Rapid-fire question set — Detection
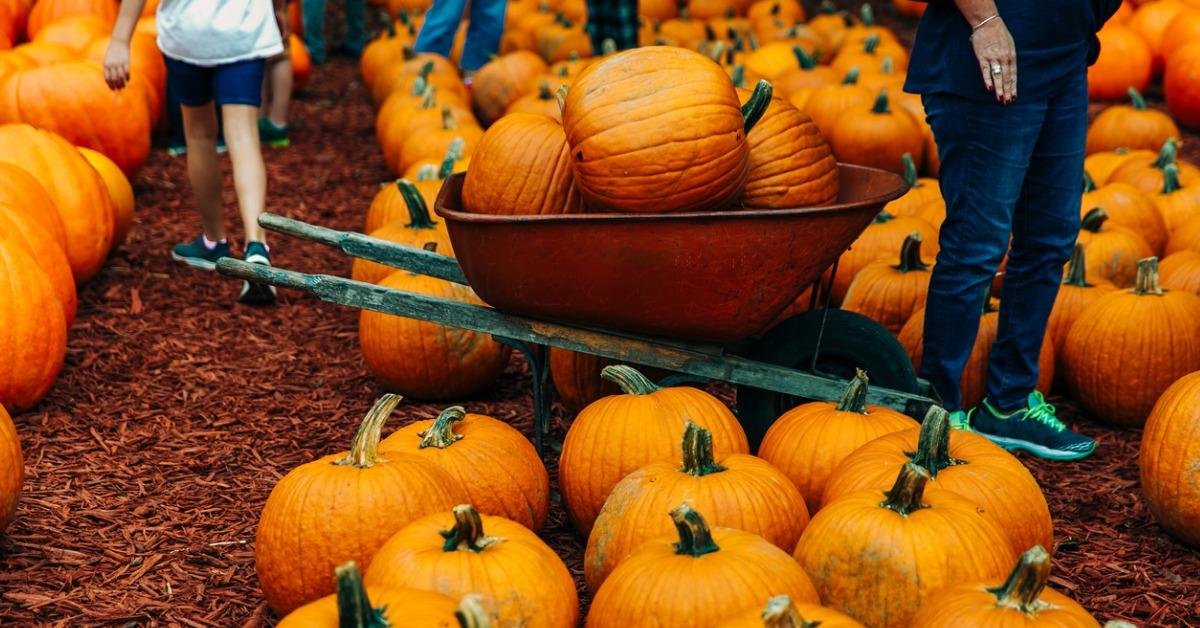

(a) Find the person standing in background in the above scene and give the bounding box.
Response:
[302,0,365,64]
[414,0,507,80]
[585,0,639,51]
[261,0,294,147]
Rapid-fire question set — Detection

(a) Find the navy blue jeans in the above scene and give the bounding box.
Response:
[920,70,1087,412]
[414,0,506,71]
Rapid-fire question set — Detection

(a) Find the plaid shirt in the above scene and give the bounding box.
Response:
[586,0,639,51]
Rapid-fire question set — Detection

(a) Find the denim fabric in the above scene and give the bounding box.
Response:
[302,0,365,62]
[413,0,506,71]
[164,55,266,107]
[920,68,1087,412]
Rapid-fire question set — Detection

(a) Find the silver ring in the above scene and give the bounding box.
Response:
[991,63,1003,74]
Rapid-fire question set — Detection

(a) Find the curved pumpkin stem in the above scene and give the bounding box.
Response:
[910,406,962,477]
[536,80,554,101]
[336,394,402,468]
[439,138,466,179]
[1161,162,1181,196]
[861,2,876,26]
[441,504,503,552]
[601,365,660,395]
[680,420,727,477]
[419,406,467,449]
[555,84,569,115]
[730,64,746,89]
[1082,171,1096,194]
[842,67,861,85]
[902,153,921,189]
[871,89,890,114]
[397,179,438,229]
[760,595,820,628]
[415,164,439,182]
[455,594,491,628]
[1133,257,1164,296]
[410,75,429,97]
[893,233,929,273]
[1063,242,1093,288]
[670,503,720,557]
[417,60,435,83]
[742,80,774,134]
[988,545,1052,614]
[880,462,931,516]
[418,84,439,110]
[334,562,390,628]
[793,46,817,70]
[1127,86,1147,111]
[835,368,870,414]
[1080,207,1107,233]
[1152,138,1179,172]
[862,33,880,55]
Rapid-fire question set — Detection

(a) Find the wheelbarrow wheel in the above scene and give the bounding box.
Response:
[736,309,919,450]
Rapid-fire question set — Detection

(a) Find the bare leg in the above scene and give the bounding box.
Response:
[221,103,268,244]
[181,103,225,240]
[266,57,292,127]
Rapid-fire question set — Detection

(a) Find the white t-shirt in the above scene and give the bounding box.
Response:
[157,0,284,67]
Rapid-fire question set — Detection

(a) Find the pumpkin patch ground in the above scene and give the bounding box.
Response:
[1,3,1200,626]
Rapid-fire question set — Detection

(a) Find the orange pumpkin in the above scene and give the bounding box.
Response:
[0,162,65,252]
[885,153,942,218]
[371,47,464,105]
[397,107,484,176]
[773,46,837,97]
[1085,148,1154,184]
[842,232,933,334]
[831,34,908,78]
[78,147,134,246]
[0,403,20,534]
[1077,207,1156,287]
[1152,163,1200,234]
[1108,138,1200,194]
[0,233,68,412]
[1128,0,1188,72]
[1160,250,1200,293]
[26,0,117,37]
[360,19,416,89]
[1085,88,1180,155]
[471,50,548,126]
[738,91,838,208]
[462,112,580,215]
[1167,216,1200,254]
[353,182,454,284]
[1087,25,1152,100]
[11,41,78,66]
[86,34,165,118]
[829,89,922,174]
[1047,243,1118,381]
[828,212,939,305]
[505,80,563,120]
[275,562,459,628]
[715,595,865,628]
[1140,370,1200,547]
[1081,172,1165,254]
[1161,8,1200,61]
[799,68,872,141]
[1165,41,1200,130]
[31,14,108,51]
[0,205,75,326]
[289,33,311,92]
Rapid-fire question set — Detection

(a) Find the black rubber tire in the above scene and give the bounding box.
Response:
[736,309,919,450]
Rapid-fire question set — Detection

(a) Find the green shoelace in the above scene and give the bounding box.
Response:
[1022,392,1066,433]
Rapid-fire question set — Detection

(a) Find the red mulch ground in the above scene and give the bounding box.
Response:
[1,5,1198,626]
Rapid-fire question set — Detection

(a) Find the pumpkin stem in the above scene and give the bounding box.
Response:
[902,153,920,188]
[1082,171,1096,194]
[988,545,1052,614]
[415,164,439,182]
[910,406,959,477]
[419,84,438,110]
[670,503,721,557]
[438,137,465,178]
[760,596,820,628]
[410,75,429,97]
[600,365,661,395]
[441,504,503,552]
[536,80,553,100]
[871,89,890,114]
[861,3,876,26]
[402,44,417,61]
[893,233,929,273]
[742,80,774,134]
[335,394,402,469]
[397,179,438,229]
[1127,86,1147,111]
[334,562,390,628]
[731,64,746,89]
[418,406,466,449]
[455,595,491,628]
[1133,257,1164,296]
[441,107,459,131]
[555,84,570,115]
[862,33,879,54]
[820,0,837,14]
[874,210,895,224]
[1063,242,1093,288]
[680,420,727,477]
[418,60,434,82]
[792,45,817,70]
[880,462,931,516]
[384,14,397,38]
[1152,138,1179,171]
[1080,207,1108,233]
[842,67,860,85]
[602,37,618,55]
[879,56,894,74]
[834,369,870,414]
[1161,162,1181,195]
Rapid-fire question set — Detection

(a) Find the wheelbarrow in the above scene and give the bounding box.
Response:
[216,164,939,451]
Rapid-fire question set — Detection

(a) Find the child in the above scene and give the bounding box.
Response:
[414,0,507,76]
[104,0,282,305]
[260,0,293,148]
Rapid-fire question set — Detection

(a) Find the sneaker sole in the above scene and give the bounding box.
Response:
[239,280,276,305]
[171,251,219,271]
[263,138,290,148]
[974,431,1097,461]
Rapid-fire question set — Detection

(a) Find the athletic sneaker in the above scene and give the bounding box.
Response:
[216,139,228,154]
[970,392,1097,461]
[258,118,290,148]
[239,241,276,305]
[171,236,230,270]
[947,409,972,431]
[167,143,187,157]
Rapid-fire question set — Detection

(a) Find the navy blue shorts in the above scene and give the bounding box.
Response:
[164,55,266,108]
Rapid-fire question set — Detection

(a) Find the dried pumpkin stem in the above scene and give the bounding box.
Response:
[670,503,720,557]
[988,545,1052,614]
[441,504,503,552]
[1080,207,1107,233]
[861,2,876,26]
[1063,242,1092,288]
[1152,138,1178,171]
[910,406,954,476]
[410,75,428,97]
[843,66,861,84]
[415,164,439,182]
[555,84,569,115]
[902,153,920,188]
[1081,171,1096,194]
[760,595,819,628]
[1127,86,1147,111]
[742,80,774,134]
[419,406,466,449]
[439,137,466,179]
[334,562,390,628]
[862,33,880,54]
[793,46,817,70]
[419,84,438,109]
[730,64,746,89]
[536,80,553,101]
[397,179,438,229]
[441,107,459,131]
[894,233,928,273]
[336,394,403,468]
[1133,257,1164,296]
[680,420,726,477]
[455,594,491,628]
[834,369,870,414]
[601,365,660,395]
[1161,162,1181,195]
[871,89,890,114]
[880,462,931,516]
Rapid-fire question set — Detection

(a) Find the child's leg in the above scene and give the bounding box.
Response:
[414,0,469,58]
[222,104,268,244]
[266,56,292,127]
[181,104,224,240]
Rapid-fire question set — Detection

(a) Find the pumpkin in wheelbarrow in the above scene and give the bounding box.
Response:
[735,88,839,209]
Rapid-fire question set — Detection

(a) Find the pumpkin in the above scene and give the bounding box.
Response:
[842,232,933,334]
[562,46,770,213]
[462,112,580,215]
[659,11,709,47]
[1108,138,1200,194]
[1152,163,1200,234]
[828,212,939,305]
[31,14,108,51]
[371,48,464,105]
[1140,370,1200,547]
[0,234,66,411]
[584,421,809,591]
[11,41,79,66]
[773,46,837,97]
[830,90,922,174]
[353,182,454,284]
[559,365,749,536]
[0,162,65,251]
[380,95,475,175]
[361,19,417,89]
[472,50,548,126]
[799,68,872,140]
[715,595,865,628]
[893,0,927,18]
[359,266,511,400]
[823,407,1054,557]
[831,34,909,78]
[1167,216,1200,254]
[1160,250,1200,293]
[1085,148,1154,184]
[738,91,838,209]
[397,107,484,175]
[809,1,850,54]
[1128,0,1188,72]
[78,147,134,246]
[1161,6,1200,61]
[910,546,1100,628]
[1165,41,1200,129]
[1063,257,1200,426]
[0,205,75,325]
[745,41,817,81]
[255,395,470,615]
[275,562,459,628]
[548,349,621,413]
[842,4,901,49]
[1087,25,1152,101]
[1081,172,1165,254]
[1077,207,1156,287]
[25,0,117,37]
[795,463,1017,628]
[587,503,819,627]
[1047,243,1118,380]
[885,154,942,218]
[365,504,579,628]
[0,403,19,534]
[0,0,23,45]
[506,80,563,120]
[758,369,918,510]
[363,176,449,236]
[379,406,549,530]
[536,17,591,62]
[1086,88,1180,155]
[0,124,116,282]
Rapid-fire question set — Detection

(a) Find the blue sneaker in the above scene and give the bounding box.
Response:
[171,236,230,271]
[239,241,276,305]
[970,392,1097,461]
[947,410,972,431]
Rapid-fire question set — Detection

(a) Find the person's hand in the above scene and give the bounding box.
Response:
[971,17,1017,104]
[102,40,131,90]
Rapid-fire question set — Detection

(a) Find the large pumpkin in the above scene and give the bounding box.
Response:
[255,395,470,615]
[462,112,580,215]
[830,90,922,174]
[1167,216,1200,255]
[0,162,65,252]
[364,504,579,628]
[822,407,1054,558]
[562,46,769,213]
[78,147,134,246]
[1140,370,1200,547]
[0,236,66,410]
[715,595,865,628]
[1081,172,1164,254]
[1161,249,1200,293]
[0,206,75,325]
[558,365,749,536]
[1085,148,1154,184]
[829,212,939,306]
[471,50,547,126]
[842,232,933,334]
[31,14,109,51]
[738,90,838,209]
[1165,41,1200,129]
[0,403,21,534]
[584,421,808,591]
[1085,87,1180,155]
[352,182,454,285]
[1152,163,1200,234]
[587,504,819,627]
[26,0,117,37]
[1077,207,1155,287]
[275,562,459,628]
[795,463,1017,628]
[1108,138,1200,194]
[885,153,942,218]
[379,406,549,530]
[758,370,918,510]
[1087,25,1152,101]
[1063,257,1200,427]
[1047,243,1118,382]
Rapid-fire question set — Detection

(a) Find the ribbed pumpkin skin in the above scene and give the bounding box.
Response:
[31,14,108,51]
[563,47,750,213]
[276,586,458,627]
[462,113,580,215]
[1108,153,1200,195]
[0,124,115,283]
[1085,98,1180,157]
[363,179,443,234]
[841,235,933,334]
[0,207,76,326]
[910,580,1097,628]
[1140,371,1200,547]
[1161,250,1200,293]
[1086,26,1152,101]
[1077,218,1154,288]
[739,93,838,209]
[379,410,549,530]
[471,50,547,126]
[0,162,66,253]
[715,600,865,628]
[0,238,66,410]
[1081,182,1163,254]
[829,93,924,174]
[26,0,117,37]
[84,33,165,106]
[0,403,22,534]
[1167,218,1200,255]
[77,147,134,246]
[359,272,510,400]
[829,214,939,305]
[1085,149,1154,185]
[364,508,579,628]
[1048,287,1117,381]
[397,116,484,176]
[351,225,453,285]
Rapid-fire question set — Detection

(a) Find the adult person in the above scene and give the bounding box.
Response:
[904,0,1122,460]
[104,0,282,305]
[585,0,639,52]
[301,0,365,64]
[414,0,506,79]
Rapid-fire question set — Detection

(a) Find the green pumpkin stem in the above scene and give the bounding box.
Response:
[419,84,438,109]
[1133,257,1164,296]
[415,164,439,182]
[396,179,438,229]
[1082,171,1097,194]
[760,595,820,628]
[835,369,870,414]
[910,406,956,477]
[871,89,890,114]
[441,504,503,552]
[383,13,397,38]
[455,595,491,628]
[982,282,998,314]
[874,210,895,224]
[680,420,727,477]
[862,33,879,54]
[1152,138,1179,171]
[418,406,466,449]
[602,37,618,55]
[1161,162,1182,195]
[1081,207,1108,233]
[880,462,931,516]
[843,66,861,85]
[670,503,721,557]
[336,394,402,468]
[418,60,434,81]
[820,0,837,14]
[793,45,817,70]
[536,80,554,100]
[902,153,920,188]
[601,365,661,394]
[742,80,774,134]
[988,545,1052,614]
[879,56,894,74]
[731,64,746,88]
[439,137,465,178]
[1127,86,1147,111]
[1063,242,1093,288]
[402,44,417,61]
[894,233,929,273]
[861,3,876,26]
[441,107,459,130]
[334,562,390,628]
[410,75,429,97]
